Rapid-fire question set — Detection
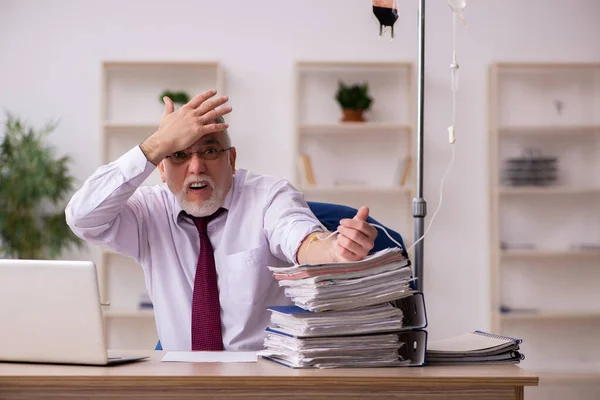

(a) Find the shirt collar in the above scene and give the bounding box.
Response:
[171,174,236,225]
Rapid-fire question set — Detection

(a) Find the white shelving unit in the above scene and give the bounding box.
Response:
[489,62,600,398]
[293,61,415,251]
[99,60,224,349]
[500,249,600,259]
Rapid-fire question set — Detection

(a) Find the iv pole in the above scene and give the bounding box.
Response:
[413,0,427,292]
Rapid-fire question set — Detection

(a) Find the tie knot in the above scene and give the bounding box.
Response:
[192,208,226,233]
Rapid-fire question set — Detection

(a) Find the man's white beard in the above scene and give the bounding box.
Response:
[172,175,227,217]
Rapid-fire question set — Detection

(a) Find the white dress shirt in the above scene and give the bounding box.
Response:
[65,146,324,351]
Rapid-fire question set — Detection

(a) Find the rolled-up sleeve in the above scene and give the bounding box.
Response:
[263,180,325,264]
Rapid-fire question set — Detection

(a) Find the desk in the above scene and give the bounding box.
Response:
[0,351,538,400]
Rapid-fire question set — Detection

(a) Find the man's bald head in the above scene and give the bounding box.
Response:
[213,115,231,147]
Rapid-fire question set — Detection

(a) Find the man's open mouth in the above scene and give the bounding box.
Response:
[189,182,210,191]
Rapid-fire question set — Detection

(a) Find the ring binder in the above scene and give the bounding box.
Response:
[425,330,525,365]
[473,330,523,344]
[262,248,428,368]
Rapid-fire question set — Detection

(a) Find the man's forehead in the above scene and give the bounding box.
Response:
[187,133,224,149]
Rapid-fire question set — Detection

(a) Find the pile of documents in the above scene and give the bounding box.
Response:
[426,330,525,365]
[259,248,428,368]
[265,302,406,337]
[269,248,413,312]
[262,329,409,368]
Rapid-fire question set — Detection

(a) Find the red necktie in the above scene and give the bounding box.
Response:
[191,208,225,351]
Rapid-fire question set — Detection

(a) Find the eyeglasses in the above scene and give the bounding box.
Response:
[165,146,233,164]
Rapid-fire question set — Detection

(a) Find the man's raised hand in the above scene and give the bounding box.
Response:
[140,89,232,165]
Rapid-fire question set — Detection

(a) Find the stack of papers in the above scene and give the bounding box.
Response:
[266,303,406,337]
[426,331,525,365]
[260,248,426,368]
[260,330,410,368]
[268,248,413,312]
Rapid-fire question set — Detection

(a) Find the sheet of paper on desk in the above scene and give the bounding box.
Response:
[161,351,258,363]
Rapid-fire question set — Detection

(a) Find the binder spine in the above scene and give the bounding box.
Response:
[473,330,522,344]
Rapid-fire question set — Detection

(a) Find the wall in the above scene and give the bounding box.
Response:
[0,0,599,341]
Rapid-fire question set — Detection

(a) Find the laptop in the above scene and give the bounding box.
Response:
[0,259,148,366]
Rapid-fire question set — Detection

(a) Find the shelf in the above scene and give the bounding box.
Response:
[495,62,600,70]
[500,311,600,321]
[498,125,600,135]
[296,61,412,70]
[298,123,411,135]
[104,60,220,68]
[99,60,220,350]
[490,63,600,397]
[102,308,155,318]
[104,122,159,130]
[497,186,600,195]
[299,186,413,196]
[500,250,600,259]
[101,247,119,256]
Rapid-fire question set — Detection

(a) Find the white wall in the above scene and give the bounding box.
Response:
[0,0,599,341]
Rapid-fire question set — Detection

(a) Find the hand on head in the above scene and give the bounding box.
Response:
[141,90,232,165]
[333,206,377,262]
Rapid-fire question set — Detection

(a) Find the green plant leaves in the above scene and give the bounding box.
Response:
[159,90,191,105]
[335,81,373,111]
[0,113,82,259]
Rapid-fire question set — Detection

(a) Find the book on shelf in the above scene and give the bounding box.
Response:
[138,293,154,309]
[570,243,600,251]
[260,248,427,368]
[426,330,525,365]
[394,155,412,187]
[298,153,316,186]
[499,305,538,314]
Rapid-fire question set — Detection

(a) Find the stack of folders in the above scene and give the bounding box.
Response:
[259,248,428,368]
[426,330,525,365]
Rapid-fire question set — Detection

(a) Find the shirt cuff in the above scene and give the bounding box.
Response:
[116,146,157,184]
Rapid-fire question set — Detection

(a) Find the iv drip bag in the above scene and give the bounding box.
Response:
[372,0,398,39]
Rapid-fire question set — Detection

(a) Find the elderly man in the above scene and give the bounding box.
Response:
[66,90,377,351]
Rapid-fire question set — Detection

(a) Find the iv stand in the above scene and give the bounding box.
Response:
[413,0,427,292]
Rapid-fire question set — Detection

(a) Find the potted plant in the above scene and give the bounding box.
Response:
[0,113,82,259]
[159,90,190,106]
[335,81,373,122]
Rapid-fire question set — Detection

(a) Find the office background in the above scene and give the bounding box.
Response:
[1,1,599,398]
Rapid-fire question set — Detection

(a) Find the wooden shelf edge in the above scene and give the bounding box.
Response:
[500,250,600,258]
[496,186,600,195]
[492,62,600,69]
[103,60,221,67]
[298,123,412,132]
[103,122,159,129]
[103,309,155,318]
[499,312,600,321]
[498,125,600,134]
[100,247,119,256]
[296,60,413,68]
